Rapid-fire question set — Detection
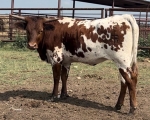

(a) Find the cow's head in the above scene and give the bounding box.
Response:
[11,15,58,50]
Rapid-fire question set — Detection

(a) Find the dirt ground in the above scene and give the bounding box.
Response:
[0,62,150,120]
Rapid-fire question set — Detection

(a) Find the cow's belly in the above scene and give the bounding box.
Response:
[76,57,107,65]
[63,54,108,65]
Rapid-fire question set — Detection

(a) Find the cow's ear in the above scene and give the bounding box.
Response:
[14,21,27,30]
[43,23,55,31]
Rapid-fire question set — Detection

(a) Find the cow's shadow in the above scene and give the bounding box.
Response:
[0,89,115,112]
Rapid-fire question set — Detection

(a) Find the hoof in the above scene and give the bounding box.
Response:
[115,104,123,111]
[60,93,69,99]
[129,107,137,114]
[48,95,59,102]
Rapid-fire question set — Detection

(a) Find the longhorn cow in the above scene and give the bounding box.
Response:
[11,14,139,113]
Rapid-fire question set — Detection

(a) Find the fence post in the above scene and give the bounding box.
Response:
[11,0,14,15]
[105,9,108,18]
[57,0,61,17]
[72,0,75,18]
[101,9,104,18]
[18,9,21,16]
[10,0,14,41]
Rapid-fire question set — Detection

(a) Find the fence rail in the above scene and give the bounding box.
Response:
[0,8,104,42]
[105,8,150,53]
[0,8,150,53]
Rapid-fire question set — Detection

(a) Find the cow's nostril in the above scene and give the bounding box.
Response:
[33,43,37,48]
[28,43,38,49]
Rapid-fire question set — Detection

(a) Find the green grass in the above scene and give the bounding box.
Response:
[138,62,150,86]
[0,50,52,85]
[0,49,150,87]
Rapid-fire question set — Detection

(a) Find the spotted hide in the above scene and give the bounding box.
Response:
[12,14,139,114]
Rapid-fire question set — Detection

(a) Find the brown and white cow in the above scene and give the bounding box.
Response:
[11,14,139,113]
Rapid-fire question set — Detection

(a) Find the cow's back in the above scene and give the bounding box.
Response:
[55,16,134,65]
[43,15,138,67]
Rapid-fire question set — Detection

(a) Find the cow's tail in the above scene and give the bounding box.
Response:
[122,14,139,74]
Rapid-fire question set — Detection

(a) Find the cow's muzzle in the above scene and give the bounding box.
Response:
[27,43,38,50]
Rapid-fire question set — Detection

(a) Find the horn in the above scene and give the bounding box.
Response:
[10,14,26,21]
[44,18,58,23]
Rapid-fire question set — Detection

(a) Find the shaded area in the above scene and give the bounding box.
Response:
[0,89,115,112]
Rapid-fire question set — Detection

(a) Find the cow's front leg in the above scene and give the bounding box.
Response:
[51,63,61,101]
[60,64,70,99]
[115,81,127,110]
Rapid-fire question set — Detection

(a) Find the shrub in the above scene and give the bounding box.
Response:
[138,35,150,57]
[0,34,28,51]
[12,34,27,50]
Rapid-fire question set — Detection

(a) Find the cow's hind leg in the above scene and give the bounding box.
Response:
[60,64,70,99]
[119,63,138,113]
[50,63,61,101]
[115,81,127,110]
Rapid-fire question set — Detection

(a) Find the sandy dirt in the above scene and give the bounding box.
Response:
[0,62,150,120]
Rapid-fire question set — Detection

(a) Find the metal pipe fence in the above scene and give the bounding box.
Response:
[105,8,150,39]
[1,8,150,40]
[0,8,104,42]
[105,8,150,53]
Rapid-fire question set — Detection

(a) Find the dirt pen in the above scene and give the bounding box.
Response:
[0,8,150,120]
[0,50,150,120]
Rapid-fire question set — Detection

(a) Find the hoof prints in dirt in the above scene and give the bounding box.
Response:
[83,74,103,80]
